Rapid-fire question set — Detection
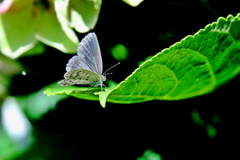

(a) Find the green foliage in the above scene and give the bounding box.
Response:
[20,42,45,57]
[44,14,240,107]
[0,54,23,101]
[212,115,220,124]
[158,31,174,43]
[0,97,33,160]
[111,44,129,61]
[191,110,204,126]
[206,124,217,138]
[0,129,22,160]
[44,80,118,108]
[19,85,68,120]
[136,149,162,160]
[191,110,220,138]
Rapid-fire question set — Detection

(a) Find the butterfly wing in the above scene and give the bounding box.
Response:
[58,69,101,86]
[77,32,103,75]
[66,55,92,72]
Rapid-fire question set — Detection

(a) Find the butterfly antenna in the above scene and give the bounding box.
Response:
[103,62,120,76]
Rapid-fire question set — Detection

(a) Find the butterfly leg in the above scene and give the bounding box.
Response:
[85,85,92,93]
[100,84,106,92]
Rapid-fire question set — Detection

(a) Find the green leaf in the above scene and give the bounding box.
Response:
[44,85,99,101]
[19,86,68,120]
[44,80,118,108]
[44,14,240,107]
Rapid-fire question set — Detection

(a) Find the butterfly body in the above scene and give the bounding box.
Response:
[58,33,106,91]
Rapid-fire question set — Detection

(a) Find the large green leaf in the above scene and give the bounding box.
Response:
[44,14,240,107]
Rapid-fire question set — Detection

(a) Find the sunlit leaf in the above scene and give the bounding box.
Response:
[44,14,240,107]
[44,80,118,108]
[106,14,240,104]
[44,85,99,101]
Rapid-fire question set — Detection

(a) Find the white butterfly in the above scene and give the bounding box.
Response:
[58,32,119,91]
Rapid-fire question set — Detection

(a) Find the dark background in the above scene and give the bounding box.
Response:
[12,0,239,159]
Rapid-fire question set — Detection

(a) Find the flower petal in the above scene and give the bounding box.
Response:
[0,0,13,13]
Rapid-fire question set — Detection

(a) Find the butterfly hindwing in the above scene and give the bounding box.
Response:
[58,69,100,86]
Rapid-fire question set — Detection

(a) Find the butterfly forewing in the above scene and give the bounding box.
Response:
[77,33,103,75]
[58,69,100,86]
[66,56,92,72]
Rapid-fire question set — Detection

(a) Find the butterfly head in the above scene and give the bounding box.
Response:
[100,75,106,81]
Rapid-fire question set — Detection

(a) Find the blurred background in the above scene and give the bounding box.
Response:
[0,0,239,160]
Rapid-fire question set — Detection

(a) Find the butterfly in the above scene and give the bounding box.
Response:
[58,32,119,91]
